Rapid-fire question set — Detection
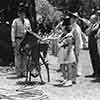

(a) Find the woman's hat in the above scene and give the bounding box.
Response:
[62,16,71,26]
[68,11,79,19]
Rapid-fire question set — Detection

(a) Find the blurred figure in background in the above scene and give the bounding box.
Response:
[37,16,46,37]
[11,7,31,78]
[86,14,100,77]
[69,13,83,77]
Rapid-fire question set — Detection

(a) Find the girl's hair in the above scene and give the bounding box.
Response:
[62,17,71,26]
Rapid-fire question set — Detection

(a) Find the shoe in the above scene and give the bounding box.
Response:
[72,81,77,84]
[61,80,67,84]
[77,72,82,77]
[16,76,24,78]
[17,75,26,78]
[95,74,100,78]
[85,73,96,78]
[56,69,61,72]
[63,80,72,87]
[60,74,65,77]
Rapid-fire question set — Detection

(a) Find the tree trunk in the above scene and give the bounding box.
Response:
[26,0,37,32]
[31,0,37,32]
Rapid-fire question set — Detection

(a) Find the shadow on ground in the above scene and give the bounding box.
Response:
[16,81,46,86]
[6,76,24,79]
[90,78,100,83]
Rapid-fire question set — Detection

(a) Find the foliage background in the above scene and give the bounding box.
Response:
[35,0,100,20]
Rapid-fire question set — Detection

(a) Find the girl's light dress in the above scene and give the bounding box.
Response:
[57,32,76,64]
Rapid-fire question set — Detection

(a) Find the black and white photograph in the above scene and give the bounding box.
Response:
[0,0,100,100]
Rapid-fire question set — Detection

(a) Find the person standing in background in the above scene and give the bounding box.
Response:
[11,7,31,78]
[69,13,83,77]
[86,14,100,77]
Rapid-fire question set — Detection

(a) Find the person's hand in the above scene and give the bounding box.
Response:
[95,34,97,39]
[74,48,79,63]
[66,37,73,44]
[95,34,99,39]
[12,42,16,48]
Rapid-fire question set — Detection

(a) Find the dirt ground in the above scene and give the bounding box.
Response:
[0,50,100,100]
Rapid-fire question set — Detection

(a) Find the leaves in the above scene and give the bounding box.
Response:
[46,0,100,18]
[47,0,83,12]
[36,0,62,21]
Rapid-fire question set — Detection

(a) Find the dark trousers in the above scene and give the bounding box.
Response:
[89,37,100,75]
[89,51,100,74]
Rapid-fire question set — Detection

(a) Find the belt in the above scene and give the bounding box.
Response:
[15,36,23,40]
[61,44,68,48]
[61,44,74,48]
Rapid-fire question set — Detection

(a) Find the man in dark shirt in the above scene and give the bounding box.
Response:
[86,14,100,77]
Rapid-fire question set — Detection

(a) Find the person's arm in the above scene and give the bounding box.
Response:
[85,25,92,36]
[79,17,91,26]
[11,19,17,47]
[95,28,100,39]
[11,20,16,43]
[26,19,32,31]
[86,23,99,36]
[56,21,63,29]
[73,30,81,63]
[91,23,99,31]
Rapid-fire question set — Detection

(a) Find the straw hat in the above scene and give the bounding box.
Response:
[62,16,71,26]
[72,12,79,17]
[69,12,79,18]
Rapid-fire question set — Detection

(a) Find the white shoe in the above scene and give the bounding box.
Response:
[77,72,82,76]
[78,72,82,75]
[63,80,72,87]
[61,80,67,84]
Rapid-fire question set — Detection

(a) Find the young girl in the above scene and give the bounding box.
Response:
[57,17,76,86]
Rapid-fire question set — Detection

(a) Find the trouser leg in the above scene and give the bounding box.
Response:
[14,40,25,76]
[61,64,67,79]
[72,63,77,82]
[89,39,100,75]
[97,40,100,74]
[67,64,73,81]
[15,54,22,76]
[43,44,48,58]
[97,39,100,57]
[89,50,99,74]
